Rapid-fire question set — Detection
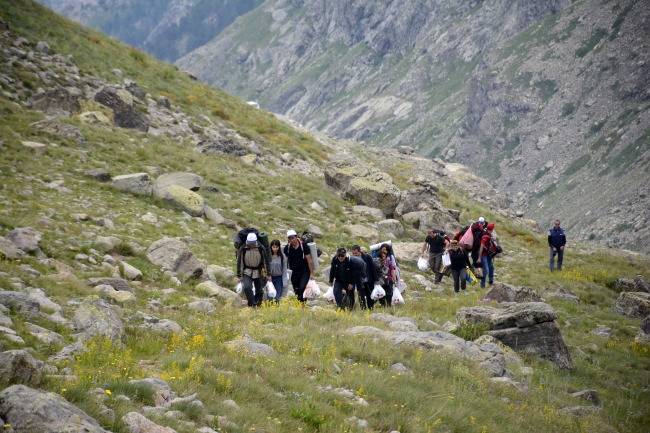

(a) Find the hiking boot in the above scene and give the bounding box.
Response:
[462,290,468,296]
[489,281,493,285]
[455,292,459,297]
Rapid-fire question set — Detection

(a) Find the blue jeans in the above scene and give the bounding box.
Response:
[480,256,494,288]
[549,248,564,271]
[271,275,283,303]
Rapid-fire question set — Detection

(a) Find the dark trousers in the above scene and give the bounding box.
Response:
[357,280,374,310]
[291,270,310,303]
[243,275,264,307]
[550,248,564,271]
[333,280,355,310]
[451,268,467,293]
[379,281,394,307]
[429,252,444,282]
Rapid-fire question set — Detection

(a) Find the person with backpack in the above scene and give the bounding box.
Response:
[268,239,288,303]
[420,229,449,284]
[351,245,381,310]
[375,248,397,307]
[548,219,566,271]
[477,223,497,288]
[449,239,471,296]
[470,217,487,265]
[283,229,314,303]
[329,247,359,310]
[236,233,272,308]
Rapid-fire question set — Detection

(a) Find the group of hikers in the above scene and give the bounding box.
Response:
[234,217,567,308]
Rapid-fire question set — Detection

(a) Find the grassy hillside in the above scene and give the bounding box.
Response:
[0,2,649,433]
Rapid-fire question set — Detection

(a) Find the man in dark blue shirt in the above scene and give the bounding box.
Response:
[548,220,566,271]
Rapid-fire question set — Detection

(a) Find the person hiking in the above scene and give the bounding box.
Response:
[477,222,497,288]
[351,245,381,310]
[421,228,449,284]
[548,219,566,271]
[329,247,359,310]
[470,217,487,265]
[283,229,314,303]
[236,232,271,308]
[375,248,397,307]
[268,239,287,303]
[449,239,471,296]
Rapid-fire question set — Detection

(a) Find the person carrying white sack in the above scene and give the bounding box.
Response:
[421,228,449,285]
[268,239,288,303]
[283,229,314,304]
[329,247,360,310]
[236,232,271,308]
[351,245,381,310]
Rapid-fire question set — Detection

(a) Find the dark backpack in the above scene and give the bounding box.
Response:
[301,231,323,257]
[237,228,260,246]
[487,238,502,258]
[471,222,484,250]
[349,256,368,282]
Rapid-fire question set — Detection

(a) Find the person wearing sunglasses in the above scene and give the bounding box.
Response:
[283,229,314,303]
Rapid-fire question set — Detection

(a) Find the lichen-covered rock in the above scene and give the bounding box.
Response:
[0,291,40,316]
[30,117,85,142]
[111,173,153,196]
[0,385,108,432]
[635,316,650,345]
[72,296,126,343]
[95,86,149,132]
[26,323,65,345]
[155,185,205,217]
[613,277,650,293]
[85,168,112,182]
[395,187,441,216]
[348,224,379,243]
[122,411,177,432]
[389,242,422,266]
[377,219,404,237]
[78,111,113,127]
[485,282,543,304]
[87,278,135,294]
[141,319,182,335]
[6,227,41,252]
[147,238,205,281]
[613,292,650,319]
[0,236,25,260]
[154,172,203,192]
[0,351,42,387]
[27,86,83,116]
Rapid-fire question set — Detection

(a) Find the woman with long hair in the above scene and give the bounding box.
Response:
[268,239,287,303]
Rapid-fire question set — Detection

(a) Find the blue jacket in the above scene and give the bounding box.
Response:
[548,227,566,248]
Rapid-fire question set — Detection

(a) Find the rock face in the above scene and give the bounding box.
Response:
[154,185,205,217]
[27,86,83,116]
[154,172,203,192]
[345,326,505,377]
[111,173,154,196]
[94,86,149,131]
[0,351,42,387]
[485,282,543,304]
[72,296,126,343]
[0,385,108,433]
[5,227,41,252]
[324,157,401,216]
[147,238,205,280]
[457,302,573,369]
[613,292,650,319]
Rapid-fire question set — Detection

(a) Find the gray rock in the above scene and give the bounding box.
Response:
[120,261,143,281]
[485,282,543,304]
[559,406,602,416]
[223,337,276,356]
[122,412,176,433]
[186,301,216,315]
[307,223,324,238]
[203,205,225,225]
[0,385,108,432]
[377,219,404,237]
[370,313,417,326]
[5,227,41,252]
[613,277,650,294]
[0,291,40,316]
[589,325,612,338]
[111,173,153,196]
[147,238,205,281]
[0,351,42,387]
[0,237,25,260]
[123,79,146,100]
[395,187,441,216]
[491,302,559,330]
[26,323,64,345]
[94,86,149,131]
[87,278,135,294]
[154,172,203,192]
[141,319,182,335]
[613,292,650,319]
[635,316,650,345]
[154,185,205,217]
[352,205,385,218]
[30,117,85,142]
[391,362,409,373]
[569,390,600,406]
[36,41,51,53]
[157,96,171,109]
[195,281,243,307]
[85,168,112,182]
[27,87,83,116]
[48,341,83,363]
[72,296,126,343]
[388,320,419,332]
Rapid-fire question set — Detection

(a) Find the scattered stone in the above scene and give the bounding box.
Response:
[613,292,650,319]
[613,277,650,293]
[122,412,176,433]
[35,40,51,53]
[0,385,108,432]
[85,168,111,182]
[0,237,25,260]
[224,336,275,356]
[559,406,602,416]
[94,235,123,252]
[157,96,170,109]
[0,350,42,387]
[70,213,89,222]
[111,173,153,196]
[635,316,650,345]
[27,87,83,117]
[26,323,64,345]
[123,79,146,100]
[155,185,205,217]
[203,205,225,224]
[352,205,385,218]
[485,282,543,304]
[120,261,143,281]
[6,227,41,252]
[30,117,85,142]
[141,212,158,223]
[195,281,243,307]
[78,111,112,127]
[109,290,137,306]
[377,219,404,237]
[348,224,379,243]
[388,320,419,332]
[87,278,135,294]
[307,223,324,238]
[72,296,126,343]
[94,87,149,131]
[0,291,40,316]
[391,362,409,373]
[147,237,205,281]
[186,300,216,315]
[154,172,203,192]
[370,313,417,326]
[21,140,47,154]
[570,390,600,406]
[589,325,612,338]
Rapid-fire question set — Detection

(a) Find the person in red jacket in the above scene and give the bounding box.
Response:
[477,223,497,288]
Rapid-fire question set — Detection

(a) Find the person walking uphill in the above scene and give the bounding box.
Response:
[449,240,471,296]
[548,219,566,271]
[283,229,314,303]
[237,233,272,308]
[351,245,381,310]
[329,247,360,310]
[477,223,497,288]
[269,239,288,303]
[421,229,449,284]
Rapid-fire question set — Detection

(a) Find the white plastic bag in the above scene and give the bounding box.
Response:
[324,286,336,303]
[266,281,276,299]
[370,284,386,300]
[235,282,243,294]
[398,279,407,294]
[392,289,405,305]
[304,279,320,299]
[442,253,451,267]
[417,257,429,271]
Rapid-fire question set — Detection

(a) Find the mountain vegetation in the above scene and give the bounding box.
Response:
[0,2,649,433]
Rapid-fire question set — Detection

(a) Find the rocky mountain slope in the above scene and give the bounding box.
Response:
[36,0,263,62]
[175,0,650,254]
[0,2,650,433]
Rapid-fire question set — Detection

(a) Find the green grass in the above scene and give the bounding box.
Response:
[575,28,609,58]
[563,154,591,177]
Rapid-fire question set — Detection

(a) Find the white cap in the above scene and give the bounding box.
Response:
[478,217,485,223]
[246,233,257,243]
[287,229,297,237]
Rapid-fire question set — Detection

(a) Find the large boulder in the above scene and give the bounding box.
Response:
[613,277,650,294]
[72,296,126,343]
[155,185,205,217]
[485,282,543,304]
[122,412,177,433]
[635,316,650,345]
[402,209,460,234]
[27,86,83,116]
[491,302,559,330]
[111,173,153,196]
[348,225,379,243]
[0,385,108,433]
[0,351,42,387]
[390,242,422,266]
[324,157,401,216]
[0,237,25,260]
[395,187,441,216]
[30,117,85,142]
[196,137,247,156]
[352,205,384,219]
[377,219,404,237]
[613,292,650,319]
[94,86,149,131]
[0,291,40,316]
[154,172,203,192]
[147,238,205,280]
[5,227,41,252]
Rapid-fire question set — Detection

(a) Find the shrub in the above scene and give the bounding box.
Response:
[561,102,575,117]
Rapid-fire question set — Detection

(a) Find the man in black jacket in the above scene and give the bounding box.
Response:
[548,219,566,271]
[329,247,359,310]
[351,245,381,310]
